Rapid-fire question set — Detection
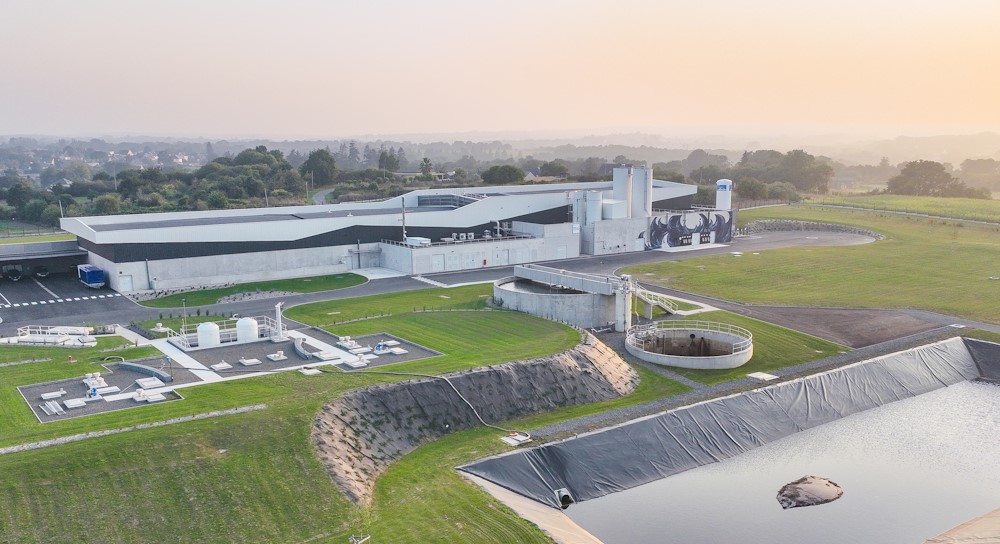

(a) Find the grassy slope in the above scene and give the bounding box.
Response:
[0,286,691,543]
[667,311,846,385]
[140,273,367,308]
[625,206,1000,324]
[811,194,1000,223]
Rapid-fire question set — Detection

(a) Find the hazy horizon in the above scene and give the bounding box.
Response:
[3,0,999,141]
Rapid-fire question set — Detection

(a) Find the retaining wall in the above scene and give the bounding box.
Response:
[742,219,885,240]
[312,335,639,505]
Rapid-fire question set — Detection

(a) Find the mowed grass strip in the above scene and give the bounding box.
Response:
[0,233,75,244]
[140,272,367,308]
[811,194,1000,223]
[0,286,691,543]
[661,311,845,385]
[285,283,492,324]
[624,206,1000,324]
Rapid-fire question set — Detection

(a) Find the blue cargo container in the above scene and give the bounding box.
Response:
[77,264,106,289]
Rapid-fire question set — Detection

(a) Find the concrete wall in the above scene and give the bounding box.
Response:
[494,277,617,329]
[93,244,362,292]
[402,226,580,276]
[587,217,649,255]
[625,329,754,369]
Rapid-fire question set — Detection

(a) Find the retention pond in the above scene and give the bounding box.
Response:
[565,380,1000,544]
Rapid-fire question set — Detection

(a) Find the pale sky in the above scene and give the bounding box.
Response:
[2,0,998,139]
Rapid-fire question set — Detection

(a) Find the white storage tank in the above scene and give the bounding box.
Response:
[197,321,221,349]
[236,317,259,343]
[716,179,733,210]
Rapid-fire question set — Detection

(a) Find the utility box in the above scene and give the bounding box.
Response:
[77,264,106,289]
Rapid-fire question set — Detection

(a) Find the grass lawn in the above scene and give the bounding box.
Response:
[663,310,846,385]
[811,194,1000,223]
[624,206,1000,324]
[0,233,75,244]
[0,285,694,543]
[140,273,368,308]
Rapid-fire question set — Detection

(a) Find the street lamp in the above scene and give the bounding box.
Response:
[181,298,187,330]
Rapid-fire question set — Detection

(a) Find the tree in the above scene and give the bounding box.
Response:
[419,157,433,175]
[540,160,569,177]
[481,165,525,185]
[887,160,988,198]
[93,194,121,215]
[735,178,768,200]
[887,160,956,196]
[207,190,229,209]
[299,149,337,186]
[378,150,400,172]
[347,142,361,169]
[6,183,35,209]
[0,168,23,189]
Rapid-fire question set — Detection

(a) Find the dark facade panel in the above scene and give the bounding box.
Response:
[83,205,572,263]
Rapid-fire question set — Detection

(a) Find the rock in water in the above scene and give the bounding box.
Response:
[777,475,843,509]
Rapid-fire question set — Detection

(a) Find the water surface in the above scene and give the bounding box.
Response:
[567,381,1000,544]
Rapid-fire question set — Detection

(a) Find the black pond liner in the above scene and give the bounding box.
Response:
[460,337,1000,509]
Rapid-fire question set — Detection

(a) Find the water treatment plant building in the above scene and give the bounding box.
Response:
[60,168,735,293]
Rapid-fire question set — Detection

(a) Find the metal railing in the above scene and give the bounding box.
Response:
[380,233,534,247]
[626,320,753,355]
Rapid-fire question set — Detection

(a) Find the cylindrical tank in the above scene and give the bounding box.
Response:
[236,317,259,343]
[197,321,221,349]
[716,179,733,210]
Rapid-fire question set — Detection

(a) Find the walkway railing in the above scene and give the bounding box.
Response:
[626,320,753,355]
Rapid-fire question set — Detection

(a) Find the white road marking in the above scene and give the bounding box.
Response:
[30,302,37,305]
[56,299,64,302]
[31,277,60,299]
[0,289,10,307]
[73,297,81,301]
[39,301,46,304]
[12,303,20,307]
[47,300,54,303]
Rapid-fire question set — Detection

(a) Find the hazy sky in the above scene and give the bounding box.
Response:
[2,0,999,139]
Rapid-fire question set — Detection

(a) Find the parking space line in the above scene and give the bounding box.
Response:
[56,299,64,302]
[48,300,54,303]
[0,289,10,307]
[73,297,81,301]
[32,277,60,299]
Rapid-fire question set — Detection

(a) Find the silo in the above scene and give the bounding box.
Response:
[197,321,221,349]
[715,179,733,210]
[236,317,259,343]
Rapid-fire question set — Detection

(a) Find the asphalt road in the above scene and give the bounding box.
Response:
[3,230,996,339]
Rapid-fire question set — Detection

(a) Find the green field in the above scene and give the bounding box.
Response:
[664,311,846,385]
[625,206,1000,324]
[810,194,1000,223]
[140,273,368,308]
[0,285,695,543]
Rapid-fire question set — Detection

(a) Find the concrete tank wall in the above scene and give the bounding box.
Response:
[494,277,617,329]
[626,328,753,369]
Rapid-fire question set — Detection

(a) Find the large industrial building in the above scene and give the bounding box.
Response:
[60,168,735,293]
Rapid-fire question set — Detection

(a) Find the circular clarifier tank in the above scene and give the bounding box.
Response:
[625,320,753,369]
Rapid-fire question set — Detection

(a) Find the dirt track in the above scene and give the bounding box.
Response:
[731,306,942,348]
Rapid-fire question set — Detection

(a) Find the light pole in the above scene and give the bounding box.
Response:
[181,298,187,330]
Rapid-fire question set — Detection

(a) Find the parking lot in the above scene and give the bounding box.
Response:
[0,272,132,320]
